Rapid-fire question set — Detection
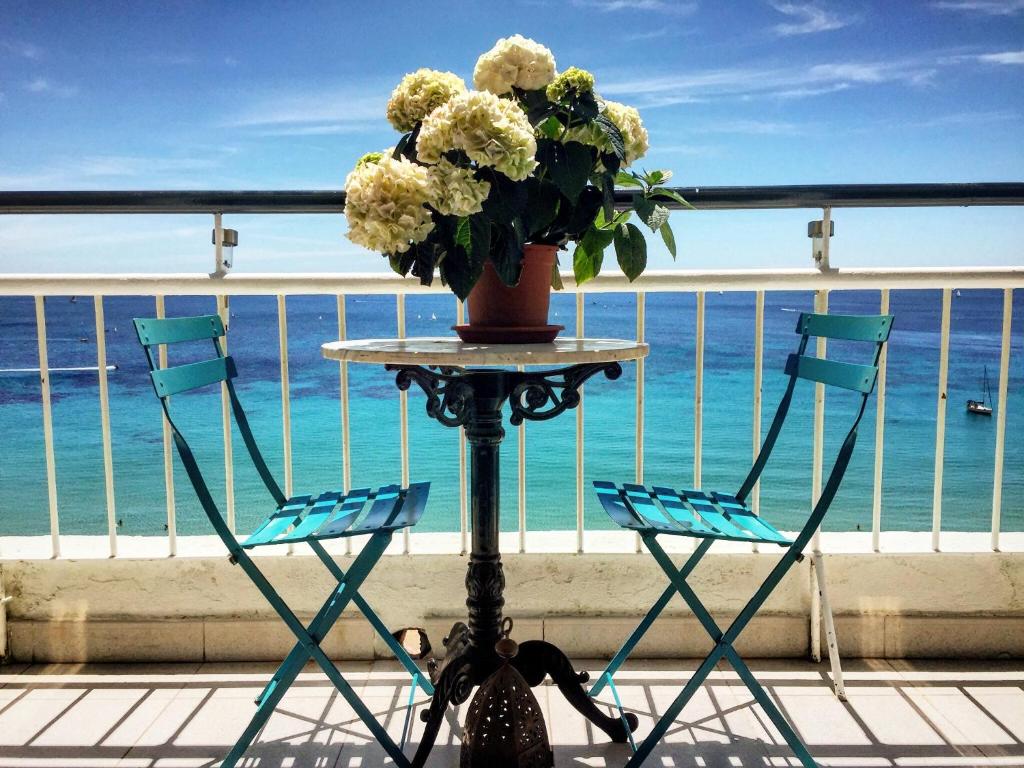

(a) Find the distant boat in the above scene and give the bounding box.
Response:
[70,296,78,304]
[966,365,993,416]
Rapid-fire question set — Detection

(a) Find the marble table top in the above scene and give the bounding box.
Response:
[321,337,648,367]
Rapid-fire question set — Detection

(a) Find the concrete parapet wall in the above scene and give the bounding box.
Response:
[2,534,1023,662]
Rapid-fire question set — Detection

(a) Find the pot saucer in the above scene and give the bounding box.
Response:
[453,324,564,344]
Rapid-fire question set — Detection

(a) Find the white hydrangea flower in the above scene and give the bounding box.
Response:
[563,99,649,167]
[428,158,491,217]
[473,34,556,95]
[343,153,435,254]
[386,69,467,132]
[604,100,649,165]
[418,90,538,181]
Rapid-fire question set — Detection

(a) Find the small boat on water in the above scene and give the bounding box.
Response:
[966,365,994,416]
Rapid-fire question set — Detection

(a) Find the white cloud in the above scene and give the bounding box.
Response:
[977,50,1024,64]
[931,0,1024,14]
[228,83,393,136]
[600,57,936,106]
[23,77,77,97]
[570,0,697,12]
[0,154,225,189]
[769,1,851,35]
[2,40,42,59]
[696,119,807,135]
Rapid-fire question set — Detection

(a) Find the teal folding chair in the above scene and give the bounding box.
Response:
[591,311,893,767]
[134,314,433,768]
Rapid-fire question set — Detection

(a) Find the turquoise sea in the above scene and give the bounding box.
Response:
[0,289,1021,537]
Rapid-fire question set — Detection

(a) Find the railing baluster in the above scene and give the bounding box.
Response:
[635,292,646,554]
[338,294,353,555]
[518,363,527,554]
[94,296,117,557]
[872,289,890,552]
[277,295,293,555]
[216,295,235,533]
[752,290,764,554]
[457,298,468,555]
[34,295,60,559]
[694,291,705,488]
[810,288,828,662]
[991,287,1013,551]
[932,287,952,552]
[397,294,410,554]
[576,291,585,554]
[155,295,176,557]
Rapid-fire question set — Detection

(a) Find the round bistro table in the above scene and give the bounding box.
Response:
[321,336,648,764]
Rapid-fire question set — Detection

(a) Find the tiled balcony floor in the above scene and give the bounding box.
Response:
[1,659,1022,767]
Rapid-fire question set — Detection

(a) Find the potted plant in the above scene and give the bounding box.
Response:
[343,35,685,343]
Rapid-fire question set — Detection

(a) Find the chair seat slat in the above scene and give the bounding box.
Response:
[243,495,313,547]
[277,491,344,543]
[151,356,237,397]
[678,490,755,539]
[649,486,716,534]
[594,481,647,530]
[710,492,791,544]
[386,482,431,529]
[622,484,690,534]
[350,485,403,533]
[313,488,373,538]
[785,353,877,393]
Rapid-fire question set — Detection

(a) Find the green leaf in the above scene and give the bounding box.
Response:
[480,169,528,224]
[538,115,563,140]
[660,222,677,259]
[613,222,647,281]
[572,226,614,284]
[615,171,643,188]
[551,258,564,290]
[564,185,603,240]
[490,220,526,286]
[387,250,415,276]
[537,139,594,201]
[633,194,671,233]
[601,173,616,222]
[569,90,600,121]
[523,178,561,237]
[650,187,695,209]
[595,205,631,231]
[594,114,626,161]
[454,217,472,252]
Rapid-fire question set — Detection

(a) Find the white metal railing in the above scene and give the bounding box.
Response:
[1,266,1020,561]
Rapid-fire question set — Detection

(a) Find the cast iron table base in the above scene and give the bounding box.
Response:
[386,362,640,766]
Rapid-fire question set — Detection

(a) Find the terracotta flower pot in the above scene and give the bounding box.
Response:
[457,244,563,343]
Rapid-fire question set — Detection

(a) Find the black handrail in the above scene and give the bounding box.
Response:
[0,183,1022,214]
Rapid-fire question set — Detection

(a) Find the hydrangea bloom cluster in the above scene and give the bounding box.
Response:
[418,90,538,181]
[545,66,595,102]
[341,35,675,295]
[386,69,466,132]
[565,99,649,166]
[428,157,491,216]
[473,34,556,95]
[343,154,435,254]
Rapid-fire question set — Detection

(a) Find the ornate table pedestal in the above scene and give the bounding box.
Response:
[320,339,647,766]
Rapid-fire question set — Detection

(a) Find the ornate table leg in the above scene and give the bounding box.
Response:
[512,640,639,743]
[391,361,637,759]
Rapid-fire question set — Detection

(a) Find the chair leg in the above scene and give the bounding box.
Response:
[811,552,847,700]
[590,539,714,698]
[308,539,434,695]
[225,533,412,768]
[626,534,819,768]
[725,646,818,768]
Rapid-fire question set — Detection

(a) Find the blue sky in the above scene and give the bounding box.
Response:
[1,0,1022,273]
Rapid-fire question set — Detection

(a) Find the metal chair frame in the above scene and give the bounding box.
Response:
[134,314,432,768]
[590,311,894,767]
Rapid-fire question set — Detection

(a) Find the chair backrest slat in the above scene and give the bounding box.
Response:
[151,356,237,397]
[785,353,877,393]
[135,315,224,346]
[796,312,893,342]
